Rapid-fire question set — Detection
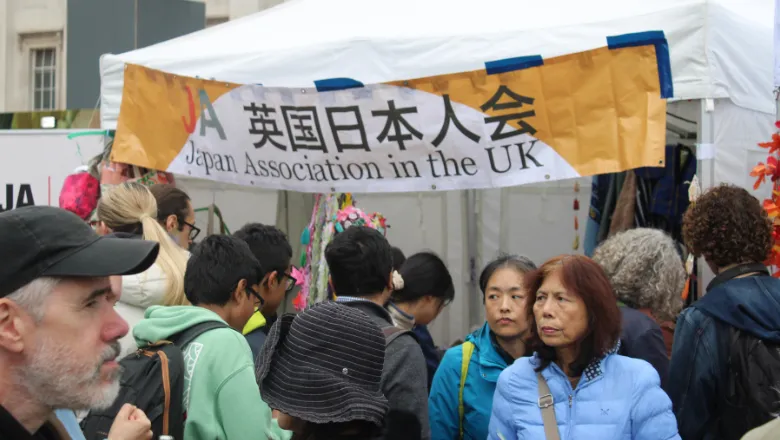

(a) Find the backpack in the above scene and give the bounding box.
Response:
[718,328,780,440]
[382,326,418,346]
[80,321,228,440]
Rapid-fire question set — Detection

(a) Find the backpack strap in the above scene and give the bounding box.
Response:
[382,326,418,346]
[458,341,475,440]
[170,321,230,348]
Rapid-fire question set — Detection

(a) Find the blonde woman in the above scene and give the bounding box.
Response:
[97,182,190,355]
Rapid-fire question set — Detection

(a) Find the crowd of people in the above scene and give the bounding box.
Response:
[0,181,779,440]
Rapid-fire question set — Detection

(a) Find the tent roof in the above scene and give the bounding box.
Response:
[99,0,773,129]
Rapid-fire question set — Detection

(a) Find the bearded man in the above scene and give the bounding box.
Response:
[0,206,160,439]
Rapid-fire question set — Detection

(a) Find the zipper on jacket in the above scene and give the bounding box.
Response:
[568,394,572,407]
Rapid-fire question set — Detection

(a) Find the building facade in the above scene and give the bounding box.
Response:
[0,0,285,112]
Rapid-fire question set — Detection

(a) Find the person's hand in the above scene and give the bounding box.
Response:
[107,404,152,440]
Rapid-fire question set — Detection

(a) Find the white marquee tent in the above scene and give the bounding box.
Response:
[98,0,775,345]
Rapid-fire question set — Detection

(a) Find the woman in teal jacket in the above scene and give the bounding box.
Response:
[428,255,536,440]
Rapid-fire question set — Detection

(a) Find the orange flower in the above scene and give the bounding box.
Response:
[769,156,780,182]
[751,162,768,189]
[758,132,780,154]
[764,199,780,216]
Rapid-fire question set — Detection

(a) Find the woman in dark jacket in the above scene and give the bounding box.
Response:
[386,251,455,389]
[592,228,686,390]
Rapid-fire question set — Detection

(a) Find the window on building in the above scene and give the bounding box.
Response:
[30,48,57,111]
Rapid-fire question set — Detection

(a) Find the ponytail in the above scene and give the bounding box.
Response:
[139,214,189,305]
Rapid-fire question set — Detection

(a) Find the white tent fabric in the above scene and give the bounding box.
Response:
[775,0,780,88]
[99,0,774,129]
[98,0,776,345]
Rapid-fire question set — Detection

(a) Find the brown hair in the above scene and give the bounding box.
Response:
[148,184,191,227]
[525,255,622,376]
[682,184,772,268]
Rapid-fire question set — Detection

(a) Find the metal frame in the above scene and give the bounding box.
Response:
[696,98,717,295]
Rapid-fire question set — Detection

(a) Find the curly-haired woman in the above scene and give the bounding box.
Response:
[670,184,780,440]
[593,228,686,389]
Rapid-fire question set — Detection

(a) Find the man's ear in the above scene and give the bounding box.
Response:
[266,271,278,288]
[387,270,394,290]
[96,222,111,236]
[165,214,178,232]
[232,279,248,303]
[0,300,28,353]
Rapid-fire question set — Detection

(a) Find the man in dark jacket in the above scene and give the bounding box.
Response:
[234,223,293,362]
[326,227,430,440]
[669,185,780,440]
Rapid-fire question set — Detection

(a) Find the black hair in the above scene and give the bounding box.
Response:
[184,235,262,306]
[479,254,537,300]
[391,247,406,272]
[325,226,393,297]
[234,223,293,279]
[391,252,454,304]
[148,184,191,231]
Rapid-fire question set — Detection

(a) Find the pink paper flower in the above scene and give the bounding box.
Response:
[290,266,305,286]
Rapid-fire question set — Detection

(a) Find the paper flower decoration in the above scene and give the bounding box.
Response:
[751,121,780,276]
[290,266,305,287]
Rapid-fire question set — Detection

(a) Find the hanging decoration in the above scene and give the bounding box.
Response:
[681,174,701,301]
[749,121,780,277]
[572,181,581,251]
[293,193,389,311]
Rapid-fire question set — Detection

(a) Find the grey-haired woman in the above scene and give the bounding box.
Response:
[592,228,686,390]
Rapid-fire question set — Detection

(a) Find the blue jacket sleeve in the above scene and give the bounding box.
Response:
[428,347,462,440]
[667,309,720,440]
[487,370,518,440]
[629,361,681,440]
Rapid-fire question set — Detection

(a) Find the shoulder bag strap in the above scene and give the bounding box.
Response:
[172,321,230,348]
[536,372,561,440]
[458,341,475,440]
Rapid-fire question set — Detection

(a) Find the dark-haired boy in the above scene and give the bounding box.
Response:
[234,223,294,360]
[326,227,430,440]
[132,235,289,440]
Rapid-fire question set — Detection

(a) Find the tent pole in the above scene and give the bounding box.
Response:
[465,189,480,329]
[697,98,716,296]
[776,87,780,121]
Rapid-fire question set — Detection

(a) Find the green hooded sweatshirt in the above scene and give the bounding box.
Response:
[133,305,291,440]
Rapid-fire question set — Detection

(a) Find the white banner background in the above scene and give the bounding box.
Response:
[173,84,579,193]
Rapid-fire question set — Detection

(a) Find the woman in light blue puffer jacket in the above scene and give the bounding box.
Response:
[488,255,680,440]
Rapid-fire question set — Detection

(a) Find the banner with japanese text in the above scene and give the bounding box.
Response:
[112,32,672,193]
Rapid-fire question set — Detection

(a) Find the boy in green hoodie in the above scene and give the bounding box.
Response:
[132,235,291,440]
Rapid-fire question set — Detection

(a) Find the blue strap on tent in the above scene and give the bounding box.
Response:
[485,55,544,75]
[315,78,364,92]
[607,31,673,99]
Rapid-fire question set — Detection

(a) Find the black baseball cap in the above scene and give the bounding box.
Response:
[0,206,160,297]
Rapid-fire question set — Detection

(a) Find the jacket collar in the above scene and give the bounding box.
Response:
[706,262,769,292]
[466,323,513,369]
[336,297,394,325]
[386,302,415,330]
[534,341,622,383]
